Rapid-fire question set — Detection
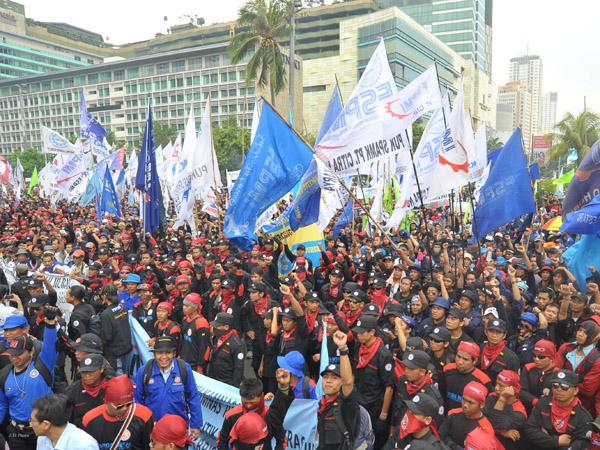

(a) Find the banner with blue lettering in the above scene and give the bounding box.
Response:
[127,315,154,377]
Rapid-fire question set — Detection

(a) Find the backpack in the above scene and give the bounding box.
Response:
[302,376,311,399]
[140,358,188,403]
[0,357,53,391]
[88,314,102,337]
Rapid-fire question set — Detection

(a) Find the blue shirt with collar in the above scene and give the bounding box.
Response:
[118,292,139,311]
[292,375,317,400]
[36,422,99,450]
[133,358,203,429]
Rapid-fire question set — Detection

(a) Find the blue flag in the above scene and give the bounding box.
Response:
[563,235,600,293]
[560,194,600,235]
[316,83,342,145]
[224,102,314,250]
[136,104,165,233]
[95,188,102,221]
[563,139,600,215]
[81,170,102,206]
[80,89,108,153]
[100,164,122,218]
[471,128,536,241]
[333,198,353,235]
[529,162,540,180]
[315,322,330,399]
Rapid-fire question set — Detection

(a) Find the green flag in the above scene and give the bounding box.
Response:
[464,201,470,222]
[553,168,574,185]
[383,179,394,215]
[28,166,39,195]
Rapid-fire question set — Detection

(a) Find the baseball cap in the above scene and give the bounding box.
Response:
[402,350,430,369]
[352,316,377,334]
[448,308,466,320]
[277,351,305,378]
[73,334,102,354]
[26,278,43,288]
[154,336,178,352]
[1,315,28,330]
[249,282,266,293]
[6,335,33,355]
[486,318,507,332]
[363,303,380,317]
[330,268,343,277]
[405,393,440,418]
[305,291,320,302]
[320,363,341,377]
[79,354,106,372]
[571,292,588,303]
[28,293,50,309]
[279,308,298,319]
[124,273,141,284]
[459,289,477,304]
[430,326,451,342]
[175,275,191,285]
[549,369,579,387]
[222,279,235,290]
[483,307,499,319]
[210,312,235,327]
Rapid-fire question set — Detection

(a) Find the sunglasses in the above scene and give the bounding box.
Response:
[120,271,130,275]
[532,353,547,360]
[113,401,133,409]
[343,290,352,294]
[552,383,571,391]
[350,300,362,304]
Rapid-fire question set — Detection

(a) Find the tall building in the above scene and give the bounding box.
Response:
[0,44,303,154]
[496,80,532,150]
[0,1,104,80]
[508,55,542,133]
[379,0,494,76]
[540,91,558,133]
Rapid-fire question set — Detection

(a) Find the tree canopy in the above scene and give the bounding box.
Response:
[213,115,251,177]
[9,147,46,178]
[547,110,600,165]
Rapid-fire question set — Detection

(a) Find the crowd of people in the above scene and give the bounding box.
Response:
[0,190,598,450]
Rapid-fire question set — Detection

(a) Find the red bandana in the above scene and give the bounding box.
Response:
[243,393,267,417]
[219,290,235,313]
[345,307,363,327]
[306,310,319,334]
[357,338,382,368]
[481,341,506,370]
[406,373,432,395]
[282,326,297,341]
[399,410,429,438]
[330,284,339,298]
[253,298,269,316]
[551,396,580,433]
[216,330,237,349]
[317,393,340,417]
[82,380,106,398]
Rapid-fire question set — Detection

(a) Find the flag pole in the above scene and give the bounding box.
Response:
[260,96,401,252]
[241,90,247,163]
[207,92,222,234]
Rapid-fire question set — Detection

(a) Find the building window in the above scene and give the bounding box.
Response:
[157,63,170,75]
[203,75,209,84]
[101,72,111,82]
[114,70,125,81]
[228,72,236,81]
[64,78,74,88]
[205,55,220,68]
[176,78,183,87]
[210,74,218,84]
[172,60,185,72]
[303,85,326,93]
[88,74,98,84]
[127,68,139,79]
[188,57,202,70]
[193,76,201,86]
[221,73,228,83]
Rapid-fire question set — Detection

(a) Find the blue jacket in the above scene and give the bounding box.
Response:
[134,359,203,429]
[118,292,139,311]
[0,323,58,422]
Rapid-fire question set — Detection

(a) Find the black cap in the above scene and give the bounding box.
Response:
[6,335,33,355]
[330,268,343,277]
[26,278,43,288]
[386,303,404,318]
[263,309,274,320]
[249,282,266,293]
[210,312,235,327]
[205,253,216,260]
[486,318,507,332]
[352,315,378,333]
[98,247,109,255]
[279,307,298,319]
[402,350,430,369]
[363,303,380,317]
[264,238,274,245]
[73,333,102,354]
[430,326,451,342]
[571,292,588,303]
[99,268,113,277]
[305,291,320,302]
[372,278,386,288]
[448,308,466,320]
[459,289,477,304]
[320,363,341,377]
[550,369,579,387]
[79,354,106,372]
[28,293,49,308]
[126,254,138,264]
[296,244,306,251]
[405,393,440,418]
[222,279,235,290]
[281,276,294,286]
[89,261,102,271]
[406,336,425,351]
[351,290,367,303]
[154,335,178,352]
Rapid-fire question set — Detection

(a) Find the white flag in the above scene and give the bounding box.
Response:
[250,101,261,144]
[42,126,79,155]
[473,123,488,182]
[191,99,221,195]
[428,79,477,198]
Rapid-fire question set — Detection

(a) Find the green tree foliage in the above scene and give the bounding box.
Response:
[136,120,178,149]
[213,115,251,177]
[547,110,600,165]
[9,147,46,178]
[412,122,425,149]
[228,0,291,105]
[487,136,504,152]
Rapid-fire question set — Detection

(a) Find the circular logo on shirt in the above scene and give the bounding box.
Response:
[237,352,244,360]
[122,430,131,441]
[188,329,192,336]
[407,354,414,361]
[148,378,154,385]
[413,395,420,402]
[438,406,444,416]
[73,320,79,327]
[174,377,181,383]
[227,308,233,314]
[84,358,92,366]
[385,363,392,372]
[557,372,565,379]
[148,309,153,316]
[30,370,39,379]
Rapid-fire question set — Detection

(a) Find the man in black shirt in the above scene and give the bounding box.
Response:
[99,284,132,376]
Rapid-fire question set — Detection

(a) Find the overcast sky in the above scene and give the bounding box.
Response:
[20,0,600,120]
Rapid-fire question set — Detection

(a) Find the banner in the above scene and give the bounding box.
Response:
[533,135,551,163]
[0,260,17,286]
[43,273,81,322]
[42,126,79,155]
[560,194,600,235]
[563,235,600,293]
[191,99,222,195]
[563,139,600,215]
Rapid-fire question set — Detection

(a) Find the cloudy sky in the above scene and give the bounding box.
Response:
[20,0,599,119]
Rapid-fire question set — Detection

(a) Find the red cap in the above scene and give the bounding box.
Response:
[137,283,151,291]
[463,381,487,405]
[533,339,556,359]
[178,261,192,269]
[103,375,134,404]
[151,414,193,447]
[465,427,503,450]
[230,412,269,443]
[458,341,480,359]
[157,302,173,313]
[497,370,520,395]
[327,313,337,324]
[253,245,260,250]
[120,265,132,272]
[176,275,191,285]
[183,293,202,310]
[296,257,306,266]
[121,234,132,240]
[73,250,85,257]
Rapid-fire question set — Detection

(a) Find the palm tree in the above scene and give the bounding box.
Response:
[547,110,600,165]
[487,136,504,152]
[228,0,292,106]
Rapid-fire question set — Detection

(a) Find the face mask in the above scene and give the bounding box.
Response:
[399,410,428,438]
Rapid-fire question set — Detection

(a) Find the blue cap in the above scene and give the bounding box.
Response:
[408,264,422,272]
[398,229,410,239]
[124,273,141,284]
[277,351,305,378]
[401,316,416,329]
[520,312,539,328]
[516,281,528,293]
[2,315,28,330]
[496,257,506,266]
[432,297,450,309]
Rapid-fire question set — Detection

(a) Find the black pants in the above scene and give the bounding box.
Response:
[363,401,389,450]
[5,422,36,450]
